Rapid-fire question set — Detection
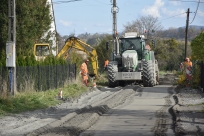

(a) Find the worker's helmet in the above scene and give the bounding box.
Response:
[185,57,190,61]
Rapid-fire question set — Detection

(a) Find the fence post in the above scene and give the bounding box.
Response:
[1,67,3,94]
[201,61,204,90]
[69,63,71,82]
[55,64,58,89]
[74,64,76,80]
[48,65,50,90]
[38,65,40,91]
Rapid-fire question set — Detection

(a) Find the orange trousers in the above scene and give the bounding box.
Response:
[82,74,88,86]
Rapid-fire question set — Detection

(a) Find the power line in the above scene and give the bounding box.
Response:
[81,0,111,6]
[95,0,111,5]
[160,12,186,21]
[190,0,200,24]
[169,0,204,3]
[52,0,111,6]
[53,0,81,4]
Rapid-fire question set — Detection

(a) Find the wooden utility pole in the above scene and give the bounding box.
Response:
[112,0,117,38]
[184,8,190,59]
[112,0,119,55]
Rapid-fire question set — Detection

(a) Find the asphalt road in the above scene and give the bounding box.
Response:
[0,74,178,136]
[80,85,176,136]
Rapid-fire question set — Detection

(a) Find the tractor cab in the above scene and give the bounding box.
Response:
[119,37,145,60]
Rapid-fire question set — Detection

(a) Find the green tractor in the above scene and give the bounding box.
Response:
[106,32,159,87]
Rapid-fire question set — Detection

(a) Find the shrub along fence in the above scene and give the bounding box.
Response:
[200,62,204,91]
[182,60,204,90]
[0,63,76,96]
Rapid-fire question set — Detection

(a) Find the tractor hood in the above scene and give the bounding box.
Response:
[122,50,138,71]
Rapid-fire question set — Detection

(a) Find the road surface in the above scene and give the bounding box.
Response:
[0,74,179,136]
[80,85,176,136]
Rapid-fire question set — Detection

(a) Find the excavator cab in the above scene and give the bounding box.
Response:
[33,43,50,61]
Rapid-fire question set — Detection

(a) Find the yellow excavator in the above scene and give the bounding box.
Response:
[33,36,99,79]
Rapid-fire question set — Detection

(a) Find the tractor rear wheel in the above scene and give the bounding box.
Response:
[107,61,118,87]
[142,60,154,87]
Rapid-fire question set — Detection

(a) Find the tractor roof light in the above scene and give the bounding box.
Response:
[124,32,137,38]
[139,35,145,39]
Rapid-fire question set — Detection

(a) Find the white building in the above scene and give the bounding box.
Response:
[46,0,57,56]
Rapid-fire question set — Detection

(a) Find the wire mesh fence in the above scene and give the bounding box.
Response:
[0,63,76,95]
[0,67,9,96]
[200,62,204,90]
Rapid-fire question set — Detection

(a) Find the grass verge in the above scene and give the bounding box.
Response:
[0,74,108,117]
[0,77,88,117]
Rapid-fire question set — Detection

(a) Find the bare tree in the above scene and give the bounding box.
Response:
[123,15,163,39]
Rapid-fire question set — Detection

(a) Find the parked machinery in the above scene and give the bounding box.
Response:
[33,37,99,79]
[57,37,99,79]
[106,32,159,87]
[33,43,50,61]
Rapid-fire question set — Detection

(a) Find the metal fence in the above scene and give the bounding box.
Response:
[200,62,204,90]
[0,63,76,95]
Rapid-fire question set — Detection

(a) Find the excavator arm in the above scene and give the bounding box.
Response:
[57,37,99,79]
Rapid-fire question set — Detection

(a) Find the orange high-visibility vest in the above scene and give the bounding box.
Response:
[104,60,109,67]
[184,61,192,67]
[80,62,88,76]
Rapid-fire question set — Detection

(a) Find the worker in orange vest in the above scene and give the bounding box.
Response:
[104,59,109,71]
[80,59,89,86]
[180,57,193,81]
[180,57,192,70]
[184,57,192,67]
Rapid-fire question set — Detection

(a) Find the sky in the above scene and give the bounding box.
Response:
[52,0,204,36]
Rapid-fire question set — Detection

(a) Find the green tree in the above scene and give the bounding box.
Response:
[191,31,204,61]
[0,0,52,59]
[0,0,9,54]
[152,38,183,71]
[95,35,112,72]
[188,31,204,87]
[16,0,52,56]
[68,50,84,73]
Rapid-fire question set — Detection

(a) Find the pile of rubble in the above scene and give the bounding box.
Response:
[173,87,204,135]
